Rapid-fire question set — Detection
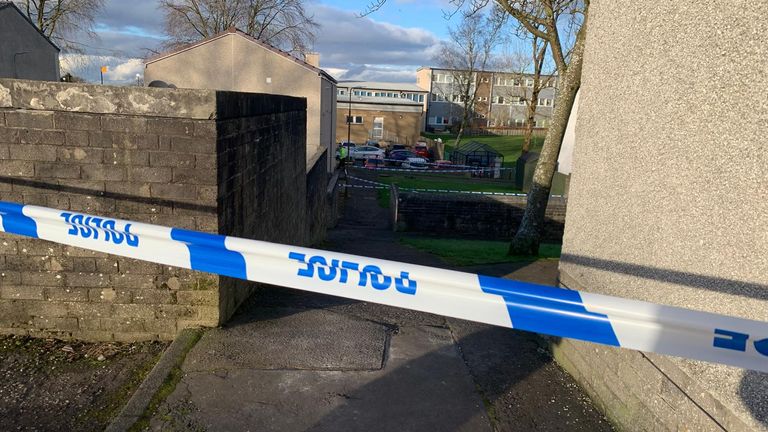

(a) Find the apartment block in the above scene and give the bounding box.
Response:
[416,67,557,131]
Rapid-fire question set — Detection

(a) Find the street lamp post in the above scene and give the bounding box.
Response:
[347,86,353,145]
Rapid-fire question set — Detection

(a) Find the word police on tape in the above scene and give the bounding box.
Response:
[0,200,766,372]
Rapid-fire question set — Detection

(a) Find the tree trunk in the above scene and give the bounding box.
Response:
[522,90,539,153]
[454,121,465,148]
[508,19,588,256]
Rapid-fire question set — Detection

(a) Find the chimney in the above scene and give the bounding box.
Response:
[304,52,320,68]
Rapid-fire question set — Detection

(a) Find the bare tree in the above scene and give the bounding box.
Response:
[493,0,588,255]
[439,10,505,148]
[495,35,554,153]
[159,0,319,55]
[520,33,552,153]
[13,0,105,52]
[361,0,589,255]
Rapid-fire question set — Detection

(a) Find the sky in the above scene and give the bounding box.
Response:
[60,0,472,85]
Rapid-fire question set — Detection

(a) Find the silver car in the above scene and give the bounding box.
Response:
[350,146,385,160]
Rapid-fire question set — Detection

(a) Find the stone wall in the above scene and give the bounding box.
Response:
[306,150,328,246]
[0,79,309,341]
[557,1,768,431]
[215,90,308,320]
[395,191,566,242]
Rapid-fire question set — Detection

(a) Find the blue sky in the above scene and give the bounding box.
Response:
[63,0,470,84]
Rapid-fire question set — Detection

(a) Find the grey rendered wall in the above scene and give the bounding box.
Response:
[558,1,768,431]
[0,7,59,81]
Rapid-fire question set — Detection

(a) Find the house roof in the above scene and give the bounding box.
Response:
[145,27,336,83]
[452,141,502,156]
[337,81,427,93]
[0,1,60,52]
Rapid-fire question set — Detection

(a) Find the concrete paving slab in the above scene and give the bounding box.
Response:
[185,307,389,372]
[150,326,492,432]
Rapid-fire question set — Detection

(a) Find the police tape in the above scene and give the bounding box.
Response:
[344,184,389,190]
[349,165,511,174]
[373,158,512,170]
[346,176,547,197]
[0,200,766,372]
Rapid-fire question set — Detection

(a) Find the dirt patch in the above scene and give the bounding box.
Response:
[0,335,168,431]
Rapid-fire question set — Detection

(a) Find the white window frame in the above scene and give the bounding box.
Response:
[347,115,363,124]
[372,117,384,138]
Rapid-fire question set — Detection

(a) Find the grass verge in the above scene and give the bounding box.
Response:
[375,173,522,194]
[422,133,545,167]
[376,188,390,208]
[399,236,560,266]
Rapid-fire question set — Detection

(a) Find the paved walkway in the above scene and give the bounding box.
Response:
[148,187,613,431]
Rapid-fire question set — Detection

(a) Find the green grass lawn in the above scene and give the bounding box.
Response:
[375,173,523,193]
[422,133,544,167]
[399,236,561,266]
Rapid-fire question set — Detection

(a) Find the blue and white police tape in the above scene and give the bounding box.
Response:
[350,165,510,174]
[346,175,538,197]
[1,200,767,372]
[372,158,513,170]
[344,184,389,190]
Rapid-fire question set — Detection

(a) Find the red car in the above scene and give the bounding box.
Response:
[414,144,431,160]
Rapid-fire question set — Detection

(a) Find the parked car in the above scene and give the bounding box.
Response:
[388,150,419,165]
[350,145,385,160]
[386,144,407,157]
[365,140,381,148]
[414,143,431,160]
[402,157,429,169]
[364,158,386,169]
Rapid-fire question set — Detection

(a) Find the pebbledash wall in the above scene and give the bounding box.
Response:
[395,191,566,242]
[556,1,768,431]
[0,78,316,341]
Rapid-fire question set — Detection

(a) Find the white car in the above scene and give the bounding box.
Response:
[350,145,385,160]
[401,157,429,169]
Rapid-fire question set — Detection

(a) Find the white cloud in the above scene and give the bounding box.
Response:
[60,54,144,85]
[328,64,418,83]
[309,3,445,79]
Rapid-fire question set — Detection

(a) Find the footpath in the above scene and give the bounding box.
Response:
[137,187,613,431]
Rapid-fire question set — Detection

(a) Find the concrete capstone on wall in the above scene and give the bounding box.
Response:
[558,1,768,431]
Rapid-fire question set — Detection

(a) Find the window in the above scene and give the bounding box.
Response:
[525,79,534,87]
[537,98,553,106]
[493,96,505,104]
[418,94,424,102]
[372,117,384,138]
[515,119,524,127]
[347,115,363,124]
[430,116,449,125]
[432,93,446,102]
[480,77,489,83]
[338,89,346,96]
